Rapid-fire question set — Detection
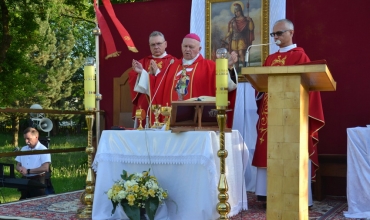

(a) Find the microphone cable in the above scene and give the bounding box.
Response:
[144,130,171,220]
[145,58,175,129]
[245,40,281,66]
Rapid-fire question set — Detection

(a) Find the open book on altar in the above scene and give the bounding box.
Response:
[185,96,216,102]
[184,96,230,105]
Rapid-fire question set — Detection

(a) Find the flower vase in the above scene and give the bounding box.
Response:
[140,208,148,220]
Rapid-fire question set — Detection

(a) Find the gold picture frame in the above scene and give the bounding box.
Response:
[205,0,269,74]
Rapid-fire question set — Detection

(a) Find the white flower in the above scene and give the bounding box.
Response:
[146,179,159,190]
[112,195,120,203]
[107,169,169,213]
[117,190,127,200]
[152,183,159,190]
[107,189,113,199]
[124,180,137,187]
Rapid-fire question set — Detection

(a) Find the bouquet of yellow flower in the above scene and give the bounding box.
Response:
[107,169,168,220]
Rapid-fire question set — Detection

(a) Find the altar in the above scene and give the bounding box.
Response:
[92,130,248,220]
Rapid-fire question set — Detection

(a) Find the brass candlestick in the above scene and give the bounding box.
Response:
[160,105,172,131]
[216,108,230,219]
[78,114,96,218]
[215,48,230,219]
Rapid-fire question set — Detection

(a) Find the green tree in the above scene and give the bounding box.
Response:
[0,0,52,146]
[0,0,145,146]
[32,3,95,135]
[0,0,94,146]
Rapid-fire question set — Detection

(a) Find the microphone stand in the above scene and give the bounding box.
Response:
[145,114,150,129]
[245,40,281,66]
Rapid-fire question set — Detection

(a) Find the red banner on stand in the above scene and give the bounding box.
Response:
[94,0,138,59]
[94,0,120,59]
[102,0,138,53]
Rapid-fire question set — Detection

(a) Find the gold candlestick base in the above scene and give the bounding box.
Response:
[216,109,230,219]
[78,114,95,218]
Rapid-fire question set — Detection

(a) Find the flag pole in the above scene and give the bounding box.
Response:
[78,2,100,218]
[94,0,102,146]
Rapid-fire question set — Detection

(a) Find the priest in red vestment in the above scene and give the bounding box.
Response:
[129,31,176,127]
[155,33,238,128]
[251,19,325,207]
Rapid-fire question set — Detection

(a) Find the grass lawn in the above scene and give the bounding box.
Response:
[0,132,89,203]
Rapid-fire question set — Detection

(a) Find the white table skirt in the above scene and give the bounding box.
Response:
[92,130,249,220]
[344,127,370,218]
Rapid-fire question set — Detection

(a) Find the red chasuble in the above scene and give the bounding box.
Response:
[156,54,235,128]
[128,54,175,126]
[251,47,325,180]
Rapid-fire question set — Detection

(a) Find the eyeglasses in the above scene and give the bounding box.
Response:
[149,42,165,47]
[269,30,290,37]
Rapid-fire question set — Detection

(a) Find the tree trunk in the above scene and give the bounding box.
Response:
[12,115,19,147]
[0,0,12,73]
[52,118,59,136]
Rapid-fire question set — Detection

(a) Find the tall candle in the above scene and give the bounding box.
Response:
[84,65,96,110]
[215,58,228,107]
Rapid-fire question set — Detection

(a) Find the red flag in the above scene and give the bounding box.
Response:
[102,0,138,53]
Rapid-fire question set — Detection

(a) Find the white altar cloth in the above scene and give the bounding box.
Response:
[92,130,248,220]
[344,127,370,218]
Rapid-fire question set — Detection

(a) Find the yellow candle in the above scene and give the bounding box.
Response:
[216,58,228,107]
[84,94,96,110]
[84,81,95,92]
[84,65,96,110]
[84,66,95,80]
[216,89,228,107]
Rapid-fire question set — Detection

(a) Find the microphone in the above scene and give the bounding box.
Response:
[145,58,175,129]
[245,40,281,66]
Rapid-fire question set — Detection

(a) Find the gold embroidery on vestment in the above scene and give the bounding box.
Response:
[157,61,163,69]
[271,55,287,66]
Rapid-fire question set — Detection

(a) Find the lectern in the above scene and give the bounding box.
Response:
[242,64,336,219]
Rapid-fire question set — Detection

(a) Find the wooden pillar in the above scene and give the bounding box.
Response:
[266,74,309,219]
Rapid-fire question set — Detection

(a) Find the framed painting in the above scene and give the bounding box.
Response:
[205,0,269,73]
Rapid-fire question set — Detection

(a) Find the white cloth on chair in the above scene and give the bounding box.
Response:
[232,82,258,192]
[344,127,370,218]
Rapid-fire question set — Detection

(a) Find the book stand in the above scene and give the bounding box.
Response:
[170,101,231,132]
